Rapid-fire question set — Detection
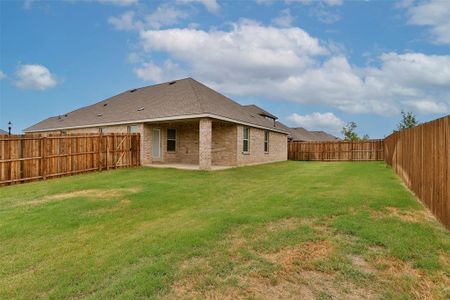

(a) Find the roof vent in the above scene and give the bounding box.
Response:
[97,113,103,117]
[103,103,108,107]
[168,81,176,85]
[64,114,68,117]
[129,89,138,93]
[58,115,62,120]
[137,107,144,111]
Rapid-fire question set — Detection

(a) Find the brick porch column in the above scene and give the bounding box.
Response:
[142,124,152,164]
[199,118,212,170]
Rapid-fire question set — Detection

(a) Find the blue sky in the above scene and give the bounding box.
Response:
[1,0,449,137]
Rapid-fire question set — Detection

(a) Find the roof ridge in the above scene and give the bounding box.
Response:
[188,79,259,116]
[133,77,192,91]
[187,78,205,113]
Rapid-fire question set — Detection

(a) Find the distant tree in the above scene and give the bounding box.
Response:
[341,122,369,141]
[341,122,359,141]
[397,111,418,131]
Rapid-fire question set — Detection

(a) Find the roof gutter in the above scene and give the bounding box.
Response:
[24,113,290,135]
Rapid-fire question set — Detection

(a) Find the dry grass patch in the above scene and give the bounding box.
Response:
[266,218,302,232]
[350,255,377,274]
[371,206,436,224]
[234,273,315,300]
[373,255,450,299]
[10,188,140,208]
[262,240,333,272]
[166,220,340,299]
[299,270,378,300]
[168,257,316,300]
[45,188,140,201]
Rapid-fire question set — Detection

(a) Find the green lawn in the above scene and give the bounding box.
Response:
[1,161,449,299]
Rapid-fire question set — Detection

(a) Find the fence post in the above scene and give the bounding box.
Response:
[350,142,353,161]
[98,134,102,171]
[112,133,116,169]
[20,136,25,183]
[41,137,47,180]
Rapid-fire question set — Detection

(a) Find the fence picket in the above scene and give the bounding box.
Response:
[0,133,140,186]
[288,139,384,161]
[384,115,449,229]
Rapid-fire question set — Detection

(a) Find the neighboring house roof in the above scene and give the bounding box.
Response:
[242,104,278,120]
[309,130,341,141]
[0,129,8,135]
[25,78,289,134]
[288,127,340,142]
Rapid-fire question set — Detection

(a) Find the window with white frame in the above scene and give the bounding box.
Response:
[243,127,250,153]
[264,130,269,153]
[167,128,176,152]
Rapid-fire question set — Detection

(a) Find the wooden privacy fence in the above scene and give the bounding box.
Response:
[384,115,449,229]
[0,133,140,186]
[288,139,384,161]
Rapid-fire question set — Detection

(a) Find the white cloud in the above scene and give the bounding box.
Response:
[108,5,188,31]
[177,0,220,13]
[309,6,340,24]
[0,70,6,80]
[139,21,327,74]
[272,9,295,27]
[108,11,140,31]
[15,64,58,90]
[323,0,342,6]
[403,99,448,114]
[134,22,450,116]
[127,52,143,64]
[403,0,450,44]
[146,5,189,29]
[23,0,35,9]
[287,112,345,133]
[134,60,185,82]
[24,0,137,9]
[289,0,343,6]
[286,0,342,23]
[255,0,276,5]
[97,0,138,6]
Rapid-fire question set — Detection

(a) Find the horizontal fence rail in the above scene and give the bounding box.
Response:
[288,140,384,161]
[384,115,449,229]
[0,133,140,186]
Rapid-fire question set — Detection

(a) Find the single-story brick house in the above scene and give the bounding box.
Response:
[25,78,289,170]
[288,127,340,142]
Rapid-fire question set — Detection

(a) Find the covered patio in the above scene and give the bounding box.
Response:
[140,118,238,170]
[142,163,233,171]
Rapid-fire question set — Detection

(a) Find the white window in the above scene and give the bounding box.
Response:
[127,125,139,133]
[167,128,176,152]
[243,127,250,153]
[264,130,269,153]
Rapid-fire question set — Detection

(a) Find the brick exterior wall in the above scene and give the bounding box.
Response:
[236,125,287,166]
[36,119,288,168]
[212,122,237,166]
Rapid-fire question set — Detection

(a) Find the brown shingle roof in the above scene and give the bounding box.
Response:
[309,131,341,141]
[24,78,289,134]
[242,104,278,120]
[288,127,340,141]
